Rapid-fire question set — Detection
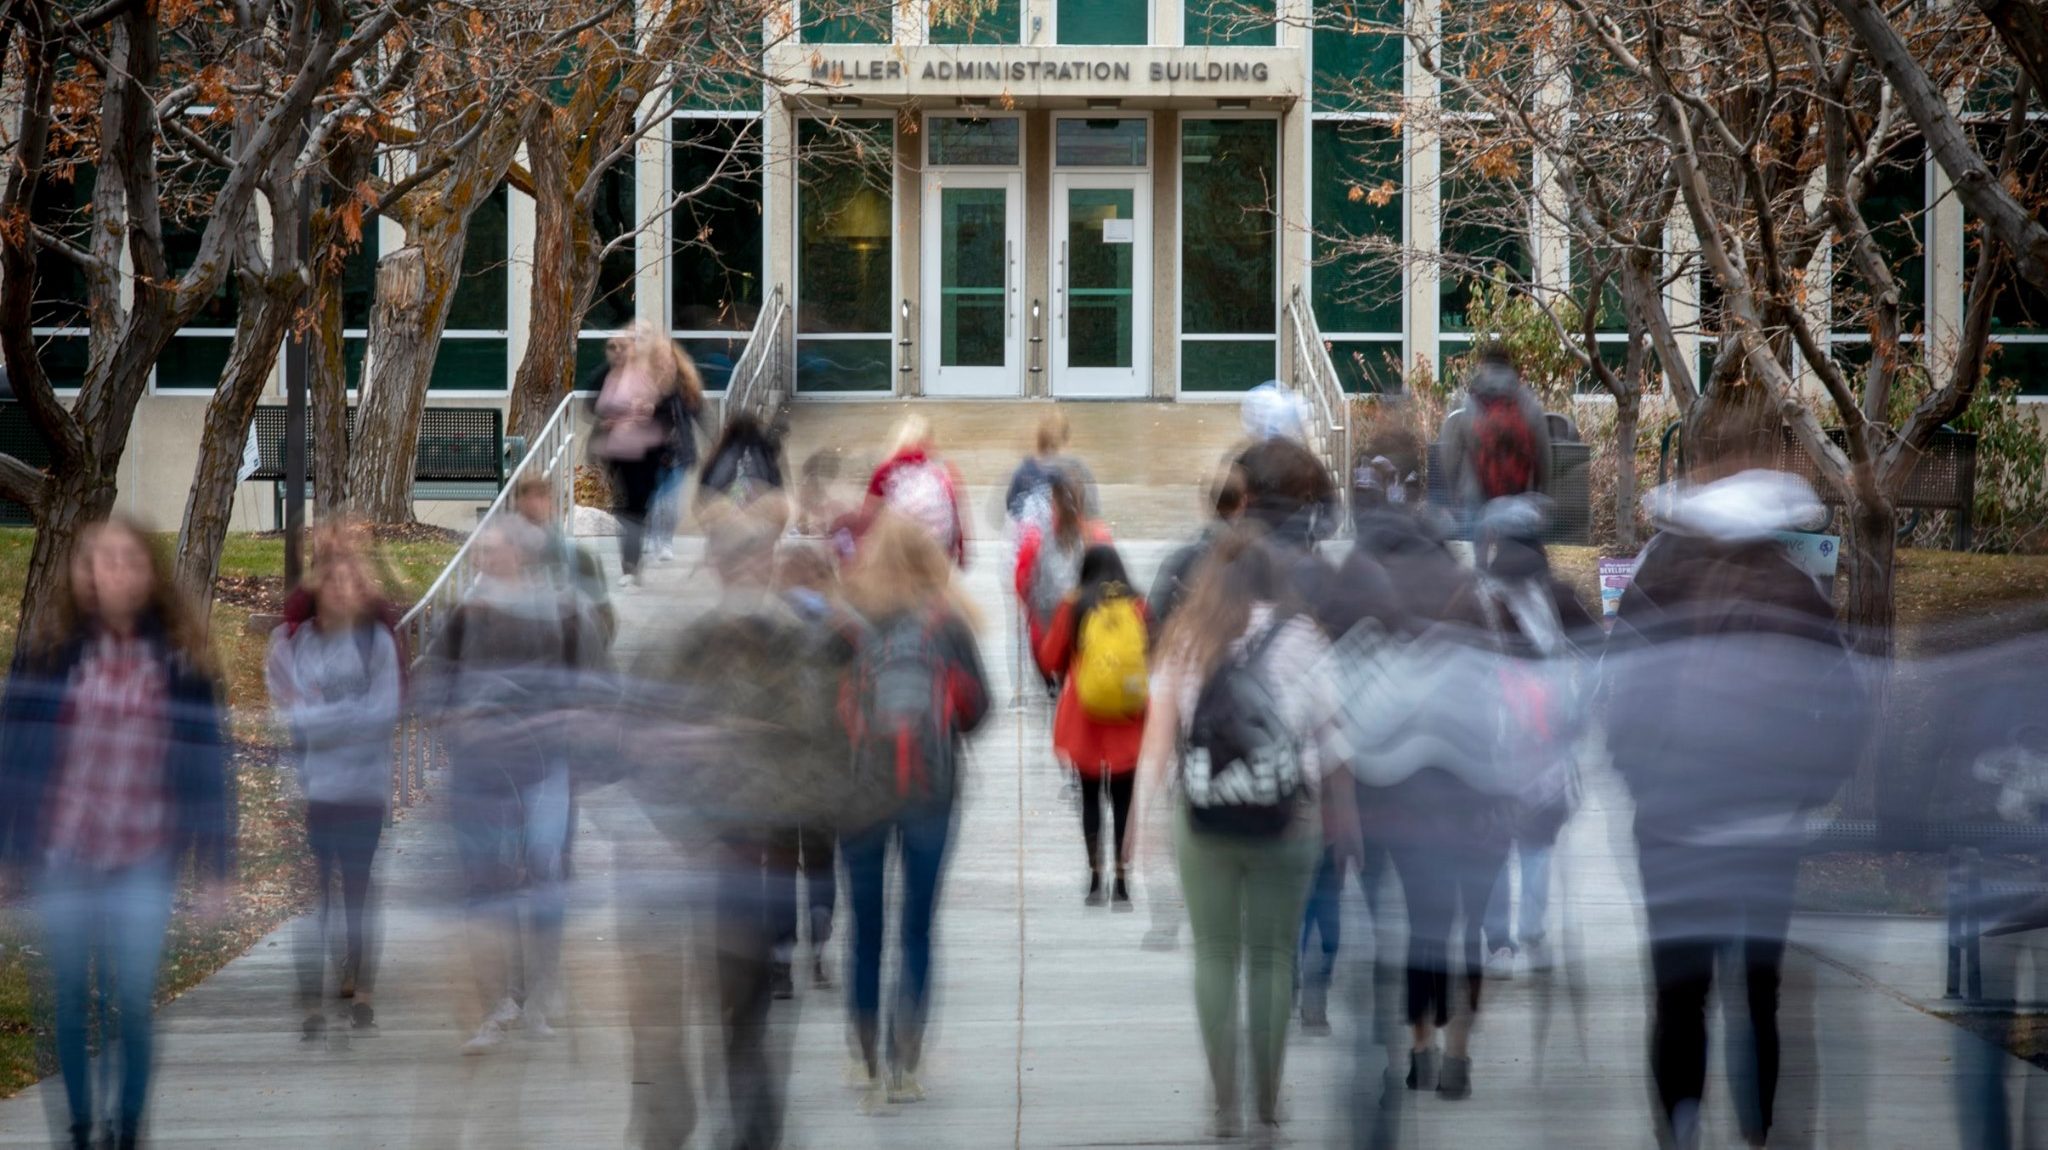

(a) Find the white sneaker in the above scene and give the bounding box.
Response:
[484,996,522,1028]
[462,1020,507,1055]
[657,545,676,562]
[1484,947,1517,980]
[858,1077,888,1116]
[618,573,637,590]
[525,1011,556,1040]
[887,1068,925,1104]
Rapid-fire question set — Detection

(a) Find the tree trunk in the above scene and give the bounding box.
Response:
[309,266,351,516]
[174,275,298,616]
[1842,496,1897,658]
[349,245,445,524]
[19,467,118,643]
[1613,390,1642,552]
[509,122,586,439]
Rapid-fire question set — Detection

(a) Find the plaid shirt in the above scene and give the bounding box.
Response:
[46,635,172,871]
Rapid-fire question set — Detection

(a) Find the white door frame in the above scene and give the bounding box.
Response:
[1051,170,1152,398]
[921,170,1024,397]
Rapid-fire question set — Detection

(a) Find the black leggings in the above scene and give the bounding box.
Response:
[1388,839,1508,1028]
[1079,772,1134,869]
[610,456,663,575]
[298,800,384,1004]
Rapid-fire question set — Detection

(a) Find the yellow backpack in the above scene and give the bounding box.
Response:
[1075,587,1150,721]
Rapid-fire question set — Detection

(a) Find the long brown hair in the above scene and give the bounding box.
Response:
[44,515,214,673]
[844,512,981,630]
[669,339,706,412]
[1156,523,1291,682]
[1049,471,1084,550]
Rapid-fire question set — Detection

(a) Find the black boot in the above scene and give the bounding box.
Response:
[1111,871,1132,912]
[1085,869,1106,907]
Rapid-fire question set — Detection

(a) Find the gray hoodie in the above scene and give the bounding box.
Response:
[267,621,403,807]
[1438,358,1553,509]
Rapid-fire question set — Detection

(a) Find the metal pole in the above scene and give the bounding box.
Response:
[283,119,313,590]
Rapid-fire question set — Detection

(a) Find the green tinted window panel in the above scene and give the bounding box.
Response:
[674,118,765,332]
[155,335,234,391]
[339,237,376,331]
[447,185,510,330]
[674,8,764,112]
[1438,339,1473,386]
[587,163,638,331]
[1965,125,2047,334]
[1056,118,1148,166]
[165,198,239,327]
[929,116,1022,166]
[1314,0,1402,105]
[1439,145,1531,331]
[31,164,94,328]
[575,337,611,389]
[1059,0,1146,44]
[1066,188,1136,368]
[1568,248,1631,335]
[680,336,747,392]
[343,336,367,392]
[938,187,1009,367]
[1187,0,1276,46]
[428,337,508,391]
[798,337,893,391]
[1833,149,1924,332]
[930,0,1021,43]
[1440,0,1529,115]
[37,335,90,389]
[1311,121,1402,333]
[1181,339,1277,391]
[1182,119,1279,335]
[1328,337,1404,392]
[798,118,895,337]
[805,0,891,43]
[1988,340,2048,395]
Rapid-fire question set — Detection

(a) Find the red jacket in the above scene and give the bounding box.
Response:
[1034,596,1147,778]
[865,449,970,568]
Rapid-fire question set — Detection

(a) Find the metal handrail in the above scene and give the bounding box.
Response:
[723,284,790,428]
[390,389,580,808]
[1284,284,1353,524]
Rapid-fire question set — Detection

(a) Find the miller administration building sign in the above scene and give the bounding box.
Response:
[762,45,1303,102]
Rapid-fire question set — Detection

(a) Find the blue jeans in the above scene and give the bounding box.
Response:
[39,860,175,1138]
[1482,840,1553,953]
[842,801,953,1074]
[453,765,570,1012]
[647,465,688,550]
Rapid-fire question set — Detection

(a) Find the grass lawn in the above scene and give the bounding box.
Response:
[0,527,459,1097]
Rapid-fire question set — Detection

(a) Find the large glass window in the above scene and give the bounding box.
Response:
[1312,120,1404,391]
[930,0,1020,43]
[1965,123,2047,393]
[1058,0,1145,45]
[585,162,638,332]
[1314,0,1403,107]
[674,116,764,391]
[434,183,510,391]
[804,0,891,43]
[798,117,895,393]
[1833,147,1925,332]
[1438,141,1531,332]
[1187,0,1276,46]
[1182,118,1279,392]
[675,6,763,112]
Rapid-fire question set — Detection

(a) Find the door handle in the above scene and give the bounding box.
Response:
[1006,239,1014,336]
[1060,240,1068,340]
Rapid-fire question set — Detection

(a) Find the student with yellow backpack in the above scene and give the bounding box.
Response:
[1035,545,1150,908]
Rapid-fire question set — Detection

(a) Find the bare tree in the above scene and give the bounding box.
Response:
[0,0,420,634]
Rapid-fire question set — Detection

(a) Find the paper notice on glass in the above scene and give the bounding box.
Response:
[1101,218,1135,244]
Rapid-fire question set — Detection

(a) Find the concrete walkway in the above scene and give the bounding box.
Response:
[0,536,2040,1148]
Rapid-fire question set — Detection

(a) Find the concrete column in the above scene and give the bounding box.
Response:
[1926,161,1966,386]
[1406,0,1441,381]
[1666,208,1701,397]
[1154,0,1180,45]
[1153,109,1180,397]
[1025,109,1053,397]
[637,105,672,332]
[764,98,797,339]
[1795,168,1830,399]
[507,146,536,386]
[1280,99,1310,335]
[897,115,923,397]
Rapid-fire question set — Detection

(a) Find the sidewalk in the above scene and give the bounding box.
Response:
[0,536,2037,1148]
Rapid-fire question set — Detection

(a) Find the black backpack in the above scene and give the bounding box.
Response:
[1178,622,1309,837]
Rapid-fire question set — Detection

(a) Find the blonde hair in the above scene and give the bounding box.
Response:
[669,339,705,411]
[845,512,981,630]
[1035,409,1070,456]
[888,413,934,457]
[625,319,679,396]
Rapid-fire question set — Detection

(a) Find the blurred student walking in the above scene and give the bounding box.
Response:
[645,340,706,561]
[0,518,235,1150]
[1137,526,1347,1146]
[1035,545,1148,908]
[267,524,403,1036]
[863,416,969,569]
[841,515,991,1109]
[591,321,688,586]
[1017,472,1111,683]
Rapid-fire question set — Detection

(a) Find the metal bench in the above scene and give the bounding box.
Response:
[249,405,509,521]
[1658,423,1979,550]
[1423,436,1595,546]
[1804,817,2048,1002]
[0,400,52,527]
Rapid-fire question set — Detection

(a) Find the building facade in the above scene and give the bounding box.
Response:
[71,0,2042,528]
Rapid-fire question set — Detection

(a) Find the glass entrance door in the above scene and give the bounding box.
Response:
[922,172,1022,396]
[1052,173,1150,397]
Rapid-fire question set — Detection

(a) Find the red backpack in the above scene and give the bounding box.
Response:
[1472,392,1539,500]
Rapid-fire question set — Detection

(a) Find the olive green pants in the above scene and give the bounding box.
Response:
[1175,807,1321,1124]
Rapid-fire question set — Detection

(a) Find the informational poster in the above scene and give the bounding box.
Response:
[1599,556,1639,620]
[1101,218,1135,244]
[1774,531,1840,587]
